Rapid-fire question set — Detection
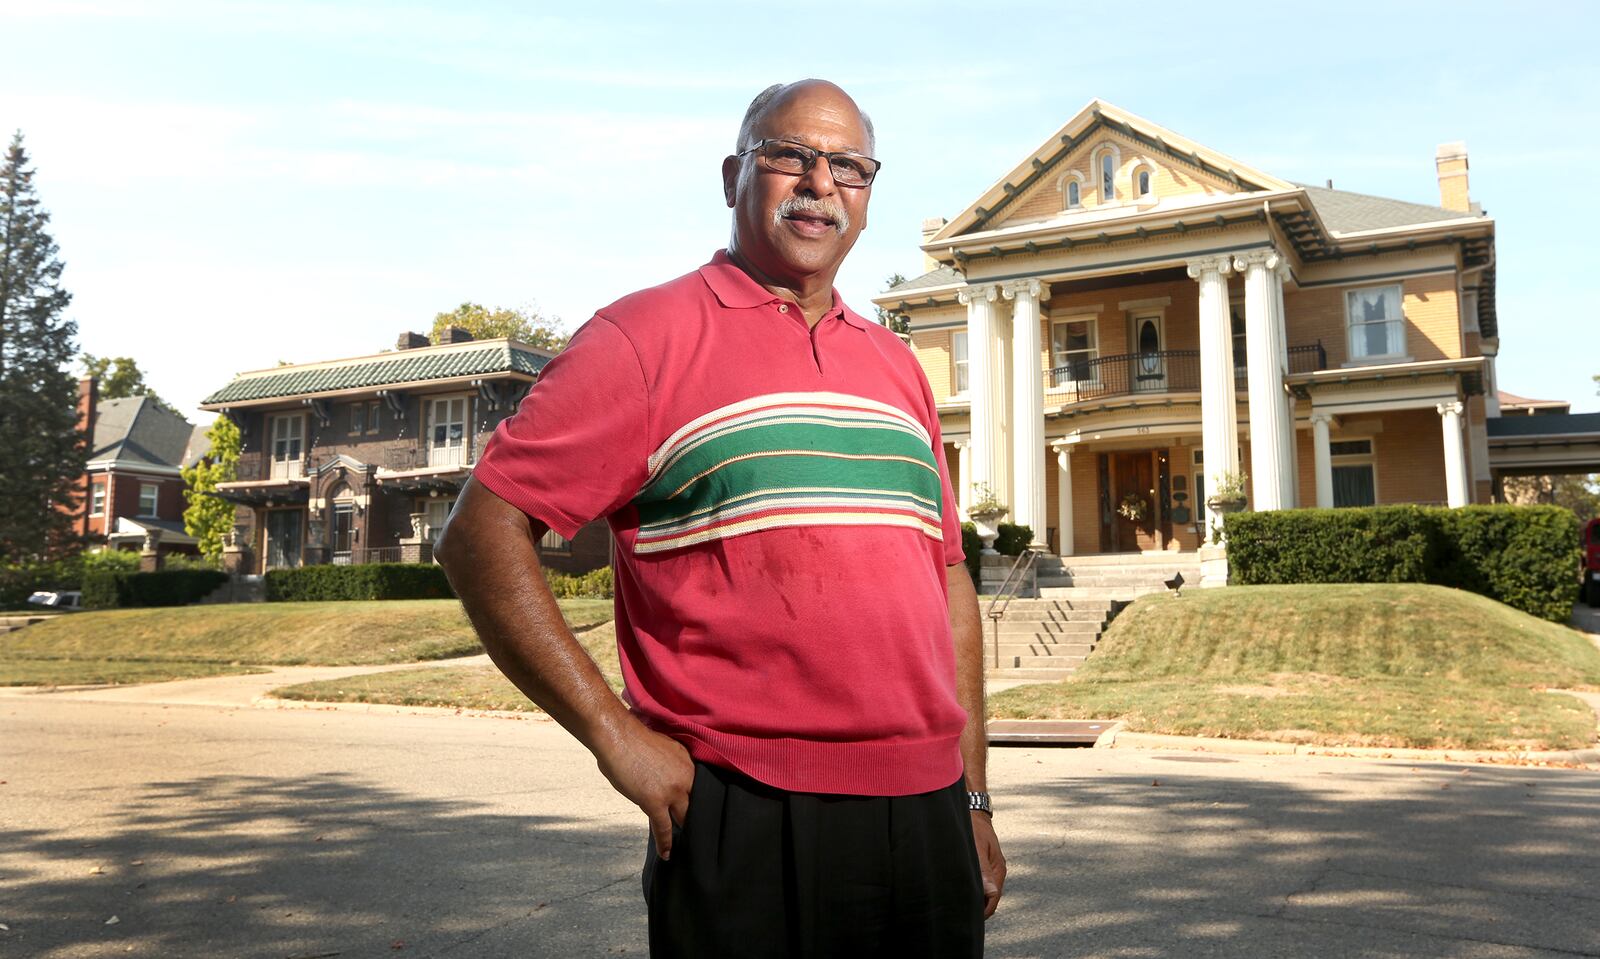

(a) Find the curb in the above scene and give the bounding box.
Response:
[1099,729,1600,768]
[255,695,553,722]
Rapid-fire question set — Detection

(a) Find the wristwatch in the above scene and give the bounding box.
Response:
[967,790,992,817]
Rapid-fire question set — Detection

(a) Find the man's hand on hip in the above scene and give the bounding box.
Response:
[596,722,696,861]
[972,812,1006,919]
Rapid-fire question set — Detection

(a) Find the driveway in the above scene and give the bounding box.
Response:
[4,695,1597,958]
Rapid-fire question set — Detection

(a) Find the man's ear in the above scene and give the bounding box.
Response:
[721,155,740,208]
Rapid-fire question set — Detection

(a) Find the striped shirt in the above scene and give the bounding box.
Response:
[476,251,966,796]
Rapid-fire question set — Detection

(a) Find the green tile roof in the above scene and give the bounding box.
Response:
[203,343,550,405]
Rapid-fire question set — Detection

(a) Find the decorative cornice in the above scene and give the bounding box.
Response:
[1185,255,1234,279]
[957,284,999,306]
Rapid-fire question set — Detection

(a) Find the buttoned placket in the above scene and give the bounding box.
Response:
[773,300,845,376]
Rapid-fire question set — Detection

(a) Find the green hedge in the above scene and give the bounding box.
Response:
[961,522,981,584]
[995,523,1034,557]
[544,566,614,599]
[0,550,142,609]
[1225,505,1580,622]
[82,569,229,609]
[265,563,455,602]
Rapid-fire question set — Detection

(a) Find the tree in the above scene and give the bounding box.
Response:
[875,273,910,335]
[182,415,241,561]
[0,132,84,563]
[80,353,171,409]
[1501,474,1600,524]
[431,302,568,351]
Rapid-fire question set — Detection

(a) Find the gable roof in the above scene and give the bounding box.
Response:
[1298,184,1482,235]
[90,396,197,471]
[934,99,1294,241]
[886,267,963,295]
[201,339,553,407]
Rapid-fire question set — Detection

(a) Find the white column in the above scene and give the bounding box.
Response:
[1187,254,1238,535]
[1055,445,1075,556]
[1311,412,1334,508]
[1438,400,1468,508]
[1235,249,1290,512]
[1004,278,1049,546]
[993,303,1012,511]
[956,285,998,506]
[955,440,972,519]
[1274,260,1299,508]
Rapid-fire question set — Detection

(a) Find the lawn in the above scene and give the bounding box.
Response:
[272,622,623,711]
[0,598,613,686]
[989,584,1600,751]
[0,660,267,687]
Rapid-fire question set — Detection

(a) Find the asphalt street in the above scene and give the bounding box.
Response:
[3,689,1598,958]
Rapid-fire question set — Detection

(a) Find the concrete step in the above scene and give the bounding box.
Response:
[990,622,1102,639]
[989,642,1096,659]
[988,613,1106,628]
[985,666,1080,682]
[1057,552,1201,566]
[999,598,1115,612]
[1037,585,1164,601]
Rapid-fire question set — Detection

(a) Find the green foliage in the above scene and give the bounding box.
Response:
[1,556,82,608]
[431,302,568,351]
[994,523,1034,556]
[961,522,981,584]
[1226,505,1581,622]
[83,549,140,573]
[542,566,614,599]
[82,569,228,609]
[874,273,910,334]
[0,132,85,563]
[79,354,172,410]
[1501,474,1600,524]
[182,416,242,561]
[265,563,455,602]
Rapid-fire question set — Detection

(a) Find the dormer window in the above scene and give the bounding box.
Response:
[1066,180,1080,208]
[1136,168,1152,198]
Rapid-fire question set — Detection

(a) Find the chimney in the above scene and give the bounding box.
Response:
[396,331,430,350]
[920,216,948,274]
[76,376,98,435]
[437,326,475,345]
[1435,142,1470,212]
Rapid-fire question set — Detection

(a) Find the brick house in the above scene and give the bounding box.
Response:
[198,329,611,575]
[77,379,210,556]
[873,99,1580,560]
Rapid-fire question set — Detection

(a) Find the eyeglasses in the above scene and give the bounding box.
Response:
[738,138,881,188]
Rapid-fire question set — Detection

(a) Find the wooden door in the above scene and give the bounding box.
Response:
[1112,453,1157,552]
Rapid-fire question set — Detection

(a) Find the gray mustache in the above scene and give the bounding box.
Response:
[773,195,849,235]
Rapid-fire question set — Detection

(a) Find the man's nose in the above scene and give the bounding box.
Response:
[795,155,838,196]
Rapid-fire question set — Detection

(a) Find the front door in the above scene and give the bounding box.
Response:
[1111,452,1159,552]
[265,509,303,570]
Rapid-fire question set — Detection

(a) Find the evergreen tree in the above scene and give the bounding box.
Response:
[182,415,241,561]
[0,132,84,563]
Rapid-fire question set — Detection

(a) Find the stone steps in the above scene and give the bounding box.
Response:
[985,667,1078,682]
[0,616,49,634]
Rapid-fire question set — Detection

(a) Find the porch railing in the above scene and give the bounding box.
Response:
[1045,342,1326,405]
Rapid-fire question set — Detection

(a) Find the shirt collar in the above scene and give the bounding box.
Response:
[698,250,870,331]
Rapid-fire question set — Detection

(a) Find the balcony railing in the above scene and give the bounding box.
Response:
[1045,342,1326,405]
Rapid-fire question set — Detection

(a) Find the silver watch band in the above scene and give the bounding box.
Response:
[967,790,992,816]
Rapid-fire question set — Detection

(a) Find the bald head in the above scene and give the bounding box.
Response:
[735,79,875,156]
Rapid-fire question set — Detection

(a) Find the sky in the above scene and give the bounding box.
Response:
[3,0,1598,424]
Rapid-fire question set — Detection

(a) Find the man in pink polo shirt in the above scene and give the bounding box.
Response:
[436,79,1004,957]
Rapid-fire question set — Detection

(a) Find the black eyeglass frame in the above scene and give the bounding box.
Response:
[736,138,882,187]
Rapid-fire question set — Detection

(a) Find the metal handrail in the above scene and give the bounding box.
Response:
[984,546,1043,669]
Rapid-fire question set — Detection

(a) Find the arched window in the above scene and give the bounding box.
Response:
[1100,153,1116,200]
[1066,180,1080,208]
[1136,169,1152,197]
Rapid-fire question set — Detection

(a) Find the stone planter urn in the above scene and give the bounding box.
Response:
[969,509,1006,555]
[1205,495,1247,515]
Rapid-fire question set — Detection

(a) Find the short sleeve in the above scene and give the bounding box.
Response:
[474,316,649,538]
[909,351,966,567]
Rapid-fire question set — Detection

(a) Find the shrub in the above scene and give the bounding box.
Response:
[266,563,455,602]
[82,569,228,609]
[994,523,1034,557]
[544,566,614,599]
[1,555,88,609]
[1225,505,1580,622]
[961,522,981,584]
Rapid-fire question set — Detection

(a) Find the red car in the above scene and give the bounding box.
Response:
[1585,518,1600,608]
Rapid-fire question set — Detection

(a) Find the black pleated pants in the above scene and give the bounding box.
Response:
[643,761,985,958]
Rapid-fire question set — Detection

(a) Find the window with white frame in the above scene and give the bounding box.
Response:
[1134,167,1153,198]
[269,414,305,479]
[366,400,381,434]
[1330,438,1377,507]
[539,528,572,553]
[427,396,470,467]
[424,497,454,544]
[1065,178,1081,209]
[138,483,159,517]
[349,402,366,435]
[1345,285,1405,360]
[90,482,105,516]
[1051,317,1098,387]
[951,331,969,395]
[1100,152,1116,201]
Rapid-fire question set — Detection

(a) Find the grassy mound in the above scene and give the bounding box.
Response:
[272,622,623,711]
[0,598,613,685]
[989,584,1600,750]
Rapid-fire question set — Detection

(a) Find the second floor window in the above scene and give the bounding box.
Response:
[1346,285,1405,360]
[428,397,469,467]
[1052,318,1098,385]
[350,401,382,435]
[139,483,158,517]
[1101,153,1116,201]
[1066,180,1081,209]
[269,415,305,479]
[90,483,105,516]
[1135,168,1152,198]
[951,331,969,395]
